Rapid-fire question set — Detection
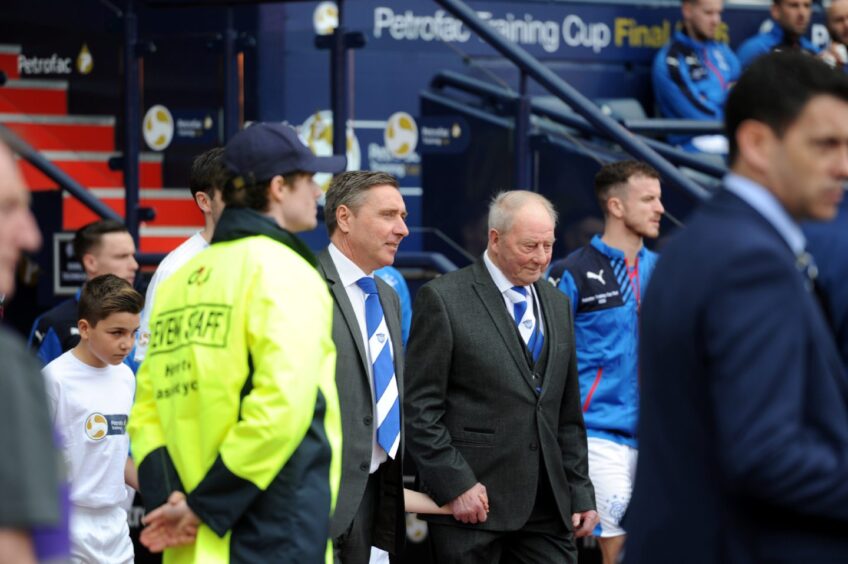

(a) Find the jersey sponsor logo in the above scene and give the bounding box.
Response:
[84,413,128,440]
[148,304,232,356]
[580,289,620,307]
[586,269,606,285]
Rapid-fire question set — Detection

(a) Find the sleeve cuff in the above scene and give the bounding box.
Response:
[185,455,260,537]
[138,447,184,513]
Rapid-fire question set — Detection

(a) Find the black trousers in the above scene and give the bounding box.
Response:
[428,468,576,564]
[333,472,379,564]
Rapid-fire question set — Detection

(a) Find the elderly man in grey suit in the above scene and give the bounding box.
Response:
[318,170,409,563]
[405,190,598,563]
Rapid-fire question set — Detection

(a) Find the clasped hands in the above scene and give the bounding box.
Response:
[448,482,599,538]
[139,491,201,553]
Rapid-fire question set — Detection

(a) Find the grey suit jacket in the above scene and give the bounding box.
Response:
[317,249,405,554]
[404,258,595,531]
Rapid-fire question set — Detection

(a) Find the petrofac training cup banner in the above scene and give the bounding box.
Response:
[284,0,726,63]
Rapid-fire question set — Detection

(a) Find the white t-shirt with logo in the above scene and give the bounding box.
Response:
[43,350,134,508]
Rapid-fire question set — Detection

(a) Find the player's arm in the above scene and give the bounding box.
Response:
[557,269,580,318]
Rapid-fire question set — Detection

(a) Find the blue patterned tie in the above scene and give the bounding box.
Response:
[356,277,401,458]
[510,286,544,362]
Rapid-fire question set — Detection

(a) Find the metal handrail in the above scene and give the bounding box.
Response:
[394,251,459,274]
[433,0,710,202]
[0,124,122,222]
[409,226,477,264]
[429,71,727,180]
[622,119,724,136]
[530,104,727,179]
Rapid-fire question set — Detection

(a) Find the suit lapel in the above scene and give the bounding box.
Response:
[471,260,538,393]
[317,249,370,377]
[720,189,848,404]
[534,280,557,399]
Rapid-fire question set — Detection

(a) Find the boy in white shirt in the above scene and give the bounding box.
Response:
[43,273,143,563]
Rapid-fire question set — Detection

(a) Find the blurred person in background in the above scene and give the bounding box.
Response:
[0,140,69,563]
[28,219,138,368]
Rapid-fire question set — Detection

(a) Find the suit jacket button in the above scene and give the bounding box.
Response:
[363,415,373,426]
[360,462,369,472]
[529,443,538,451]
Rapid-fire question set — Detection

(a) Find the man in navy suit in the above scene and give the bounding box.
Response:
[624,52,848,563]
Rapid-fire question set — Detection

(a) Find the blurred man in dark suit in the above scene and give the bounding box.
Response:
[626,52,848,563]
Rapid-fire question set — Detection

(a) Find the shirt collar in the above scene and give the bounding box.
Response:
[484,249,525,294]
[674,28,709,49]
[590,234,646,261]
[724,173,806,255]
[328,243,371,288]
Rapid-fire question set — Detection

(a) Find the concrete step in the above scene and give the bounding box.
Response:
[0,78,67,114]
[0,45,21,80]
[19,150,163,190]
[62,188,202,231]
[1,113,115,151]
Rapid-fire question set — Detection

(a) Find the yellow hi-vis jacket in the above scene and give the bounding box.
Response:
[128,208,341,564]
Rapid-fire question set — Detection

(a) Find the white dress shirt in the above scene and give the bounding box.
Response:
[483,249,545,337]
[328,243,391,472]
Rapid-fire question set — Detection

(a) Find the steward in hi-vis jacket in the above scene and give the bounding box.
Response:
[129,205,342,564]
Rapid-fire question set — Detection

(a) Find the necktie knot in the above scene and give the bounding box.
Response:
[506,285,544,364]
[356,276,379,295]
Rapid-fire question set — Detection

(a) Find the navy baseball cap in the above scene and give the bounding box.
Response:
[224,122,346,183]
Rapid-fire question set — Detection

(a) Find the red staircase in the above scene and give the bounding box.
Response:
[0,43,201,255]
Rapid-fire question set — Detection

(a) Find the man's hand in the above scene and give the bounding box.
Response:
[448,482,489,524]
[571,510,599,538]
[140,492,201,553]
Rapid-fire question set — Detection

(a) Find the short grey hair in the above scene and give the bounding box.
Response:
[324,170,400,236]
[488,190,558,233]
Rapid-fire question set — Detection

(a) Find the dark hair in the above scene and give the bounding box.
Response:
[324,171,399,235]
[726,51,848,165]
[189,147,229,199]
[78,274,144,327]
[222,171,308,212]
[73,220,130,261]
[594,160,661,215]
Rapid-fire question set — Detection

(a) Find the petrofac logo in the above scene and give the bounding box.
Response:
[76,43,94,75]
[18,53,73,75]
[300,110,361,192]
[85,413,108,440]
[143,105,175,151]
[314,1,339,36]
[384,112,418,159]
[18,44,95,76]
